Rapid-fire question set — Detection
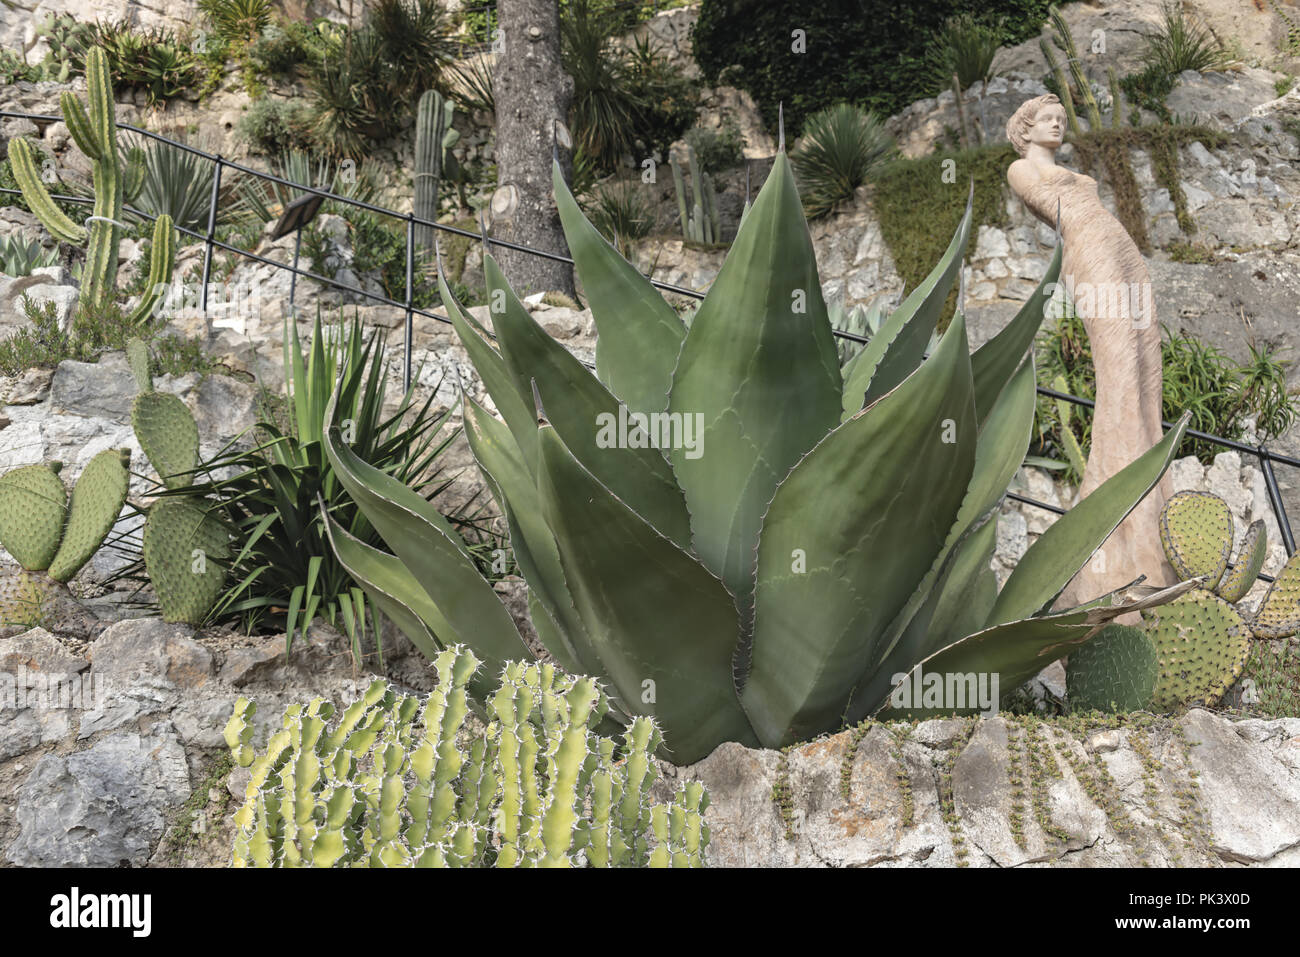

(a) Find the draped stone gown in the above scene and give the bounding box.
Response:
[1014,164,1175,605]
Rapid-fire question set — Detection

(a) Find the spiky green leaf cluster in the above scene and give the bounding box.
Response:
[6,47,175,320]
[226,646,708,867]
[0,450,129,627]
[323,149,1191,762]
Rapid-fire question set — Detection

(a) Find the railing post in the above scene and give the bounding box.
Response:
[404,212,415,392]
[1259,447,1296,556]
[201,155,223,313]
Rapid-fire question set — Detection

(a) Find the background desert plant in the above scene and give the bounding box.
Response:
[930,13,1005,90]
[0,235,59,276]
[585,178,654,256]
[791,103,897,219]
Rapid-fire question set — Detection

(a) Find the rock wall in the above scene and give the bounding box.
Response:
[666,710,1300,867]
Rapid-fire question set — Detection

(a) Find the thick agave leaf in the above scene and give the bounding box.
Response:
[969,242,1063,424]
[875,579,1200,718]
[533,415,759,764]
[482,254,692,550]
[741,313,977,748]
[987,412,1192,627]
[848,516,1000,719]
[439,272,538,461]
[840,189,972,421]
[321,390,531,665]
[850,356,1038,717]
[667,151,842,624]
[551,161,685,414]
[461,395,596,678]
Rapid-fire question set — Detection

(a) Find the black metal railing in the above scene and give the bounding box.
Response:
[2,107,1295,568]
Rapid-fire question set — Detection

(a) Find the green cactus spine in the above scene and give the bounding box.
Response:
[6,47,175,316]
[1066,624,1158,713]
[226,647,710,867]
[0,451,129,627]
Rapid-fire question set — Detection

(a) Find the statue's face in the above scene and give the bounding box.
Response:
[1027,103,1067,150]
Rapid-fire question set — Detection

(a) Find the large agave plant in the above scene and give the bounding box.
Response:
[322,149,1191,765]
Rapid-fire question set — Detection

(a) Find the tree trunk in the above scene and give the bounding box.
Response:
[491,0,575,296]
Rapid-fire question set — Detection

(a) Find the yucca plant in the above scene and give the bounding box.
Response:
[930,13,1005,90]
[585,178,654,258]
[107,311,479,655]
[791,104,897,219]
[197,0,272,47]
[322,149,1192,765]
[134,139,218,233]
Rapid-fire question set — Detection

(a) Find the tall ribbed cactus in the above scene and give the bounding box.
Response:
[413,90,460,255]
[0,450,130,628]
[6,46,175,321]
[225,646,710,867]
[127,337,229,625]
[671,144,721,244]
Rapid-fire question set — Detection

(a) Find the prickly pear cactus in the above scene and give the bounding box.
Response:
[0,450,130,628]
[141,498,229,625]
[225,646,710,868]
[1251,558,1300,639]
[1143,591,1251,712]
[128,338,198,490]
[1159,490,1232,590]
[1216,519,1267,605]
[1066,624,1158,713]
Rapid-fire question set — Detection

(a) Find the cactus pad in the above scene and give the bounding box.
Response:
[1143,591,1250,711]
[0,464,68,571]
[126,337,151,393]
[132,391,199,489]
[1066,624,1158,713]
[1216,518,1267,604]
[142,498,230,625]
[0,568,61,628]
[1159,491,1232,588]
[1251,552,1300,639]
[47,449,130,583]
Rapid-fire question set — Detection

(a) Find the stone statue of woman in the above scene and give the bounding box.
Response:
[1005,93,1175,606]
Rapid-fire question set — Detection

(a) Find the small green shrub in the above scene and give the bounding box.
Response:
[236,98,312,155]
[684,123,746,170]
[791,103,897,219]
[197,0,272,47]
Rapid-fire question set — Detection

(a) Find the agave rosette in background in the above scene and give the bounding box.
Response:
[323,145,1190,764]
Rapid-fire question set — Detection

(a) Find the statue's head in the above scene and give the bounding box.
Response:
[1006,94,1067,157]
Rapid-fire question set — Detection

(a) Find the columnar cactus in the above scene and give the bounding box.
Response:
[672,143,721,244]
[127,338,229,625]
[6,46,175,320]
[0,450,129,627]
[413,90,460,255]
[1142,489,1300,710]
[225,646,710,867]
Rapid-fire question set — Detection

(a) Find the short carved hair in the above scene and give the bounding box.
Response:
[1006,94,1062,157]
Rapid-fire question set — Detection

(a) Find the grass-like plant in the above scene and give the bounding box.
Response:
[1141,1,1233,76]
[1036,311,1297,467]
[585,178,654,257]
[197,0,272,47]
[930,13,1005,90]
[134,139,220,233]
[791,103,897,219]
